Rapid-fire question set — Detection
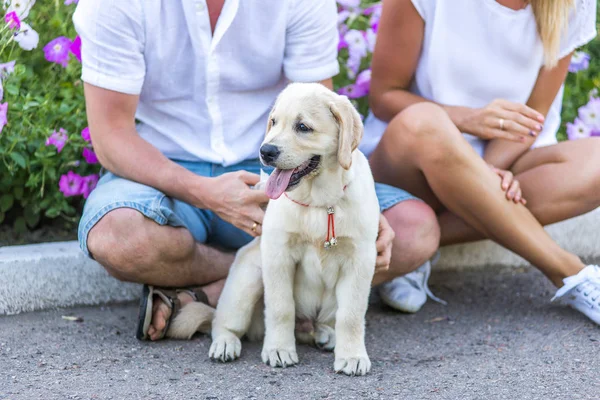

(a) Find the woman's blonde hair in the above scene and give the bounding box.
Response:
[530,0,575,68]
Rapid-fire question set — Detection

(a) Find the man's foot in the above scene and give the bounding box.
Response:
[147,291,195,341]
[378,260,446,313]
[552,265,600,326]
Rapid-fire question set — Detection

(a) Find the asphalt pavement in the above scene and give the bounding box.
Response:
[1,266,598,400]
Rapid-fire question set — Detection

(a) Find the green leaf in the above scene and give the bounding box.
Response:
[0,194,13,212]
[13,217,27,233]
[9,153,27,168]
[24,207,41,228]
[45,208,61,218]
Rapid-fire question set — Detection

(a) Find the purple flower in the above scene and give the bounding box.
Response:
[569,51,590,73]
[578,98,600,135]
[45,128,68,153]
[81,174,99,199]
[339,69,372,99]
[82,148,98,164]
[337,10,352,25]
[81,127,91,142]
[566,118,592,140]
[0,102,7,134]
[0,60,16,78]
[59,171,84,197]
[338,83,369,99]
[70,36,81,62]
[364,3,382,30]
[64,0,78,4]
[338,33,348,51]
[43,36,73,68]
[5,11,21,29]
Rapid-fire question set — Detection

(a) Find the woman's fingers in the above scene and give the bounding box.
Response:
[497,110,541,137]
[496,99,545,123]
[507,179,520,201]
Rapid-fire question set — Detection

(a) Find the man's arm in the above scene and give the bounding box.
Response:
[83,84,211,207]
[84,84,268,236]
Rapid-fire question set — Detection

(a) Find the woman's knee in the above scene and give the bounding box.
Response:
[386,103,460,156]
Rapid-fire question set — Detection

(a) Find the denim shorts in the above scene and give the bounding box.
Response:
[78,159,417,257]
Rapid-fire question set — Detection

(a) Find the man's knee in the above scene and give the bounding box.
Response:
[384,199,440,264]
[87,208,162,280]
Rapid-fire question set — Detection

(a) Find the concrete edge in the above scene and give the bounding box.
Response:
[1,208,599,315]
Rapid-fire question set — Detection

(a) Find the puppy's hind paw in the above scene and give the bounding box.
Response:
[209,333,242,363]
[334,355,371,376]
[261,347,299,368]
[314,324,335,351]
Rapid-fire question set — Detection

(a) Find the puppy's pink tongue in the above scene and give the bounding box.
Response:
[265,168,294,199]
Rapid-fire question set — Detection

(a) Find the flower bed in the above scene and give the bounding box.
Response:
[0,0,598,234]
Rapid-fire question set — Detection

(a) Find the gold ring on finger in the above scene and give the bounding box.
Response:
[251,222,258,232]
[499,118,505,131]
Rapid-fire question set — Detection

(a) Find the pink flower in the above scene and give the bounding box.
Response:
[59,171,84,197]
[64,0,79,4]
[5,11,21,30]
[81,174,99,199]
[566,118,591,141]
[81,127,91,142]
[70,36,81,62]
[0,102,7,134]
[46,128,68,153]
[82,148,98,164]
[43,36,73,68]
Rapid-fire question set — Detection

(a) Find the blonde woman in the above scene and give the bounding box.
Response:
[361,0,600,324]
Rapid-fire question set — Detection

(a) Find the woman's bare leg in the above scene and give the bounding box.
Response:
[439,138,600,245]
[369,103,585,286]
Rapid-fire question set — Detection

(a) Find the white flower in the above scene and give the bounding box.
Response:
[365,28,377,52]
[344,29,367,60]
[6,0,35,19]
[14,22,39,51]
[578,99,600,131]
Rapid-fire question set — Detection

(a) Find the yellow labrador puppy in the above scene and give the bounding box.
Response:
[174,83,379,376]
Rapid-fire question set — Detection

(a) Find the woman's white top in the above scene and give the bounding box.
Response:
[360,0,597,157]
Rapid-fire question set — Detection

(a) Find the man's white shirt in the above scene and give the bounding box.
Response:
[74,0,339,166]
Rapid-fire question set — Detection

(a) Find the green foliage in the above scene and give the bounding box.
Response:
[1,3,99,231]
[0,0,598,234]
[559,4,600,141]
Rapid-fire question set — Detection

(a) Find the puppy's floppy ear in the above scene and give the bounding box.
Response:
[329,95,363,170]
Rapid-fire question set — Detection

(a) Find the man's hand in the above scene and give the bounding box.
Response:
[488,165,527,205]
[200,171,270,236]
[375,214,395,273]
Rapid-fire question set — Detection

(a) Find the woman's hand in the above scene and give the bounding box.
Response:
[488,164,527,205]
[457,99,545,142]
[375,214,395,273]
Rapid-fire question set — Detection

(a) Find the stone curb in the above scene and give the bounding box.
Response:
[1,209,599,315]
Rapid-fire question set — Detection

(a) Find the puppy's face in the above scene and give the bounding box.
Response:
[260,83,363,200]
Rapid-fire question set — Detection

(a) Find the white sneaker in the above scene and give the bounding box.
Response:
[379,260,447,313]
[552,265,600,326]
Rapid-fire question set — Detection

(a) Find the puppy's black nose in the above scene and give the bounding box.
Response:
[260,144,280,164]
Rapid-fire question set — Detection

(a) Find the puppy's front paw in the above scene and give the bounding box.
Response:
[261,347,299,368]
[209,332,242,362]
[334,354,371,376]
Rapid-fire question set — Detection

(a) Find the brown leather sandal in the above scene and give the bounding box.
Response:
[136,285,210,341]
